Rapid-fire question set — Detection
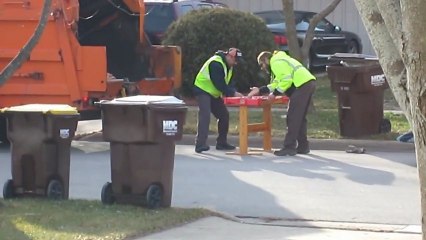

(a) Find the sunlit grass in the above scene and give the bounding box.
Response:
[0,199,211,240]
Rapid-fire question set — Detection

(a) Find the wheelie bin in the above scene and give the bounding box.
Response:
[2,104,79,200]
[326,53,391,138]
[98,95,187,208]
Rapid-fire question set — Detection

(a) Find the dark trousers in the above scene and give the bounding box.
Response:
[284,80,316,149]
[195,93,229,146]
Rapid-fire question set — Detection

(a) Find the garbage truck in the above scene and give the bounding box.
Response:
[0,0,182,142]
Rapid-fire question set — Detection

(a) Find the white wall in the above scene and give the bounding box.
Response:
[220,0,375,55]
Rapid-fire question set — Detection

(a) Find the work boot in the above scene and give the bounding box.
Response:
[274,148,297,156]
[195,145,210,153]
[216,142,236,150]
[297,146,310,154]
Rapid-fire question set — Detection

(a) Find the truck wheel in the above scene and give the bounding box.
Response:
[0,117,9,145]
[146,184,162,209]
[379,118,392,134]
[101,182,115,205]
[3,179,15,199]
[47,179,64,200]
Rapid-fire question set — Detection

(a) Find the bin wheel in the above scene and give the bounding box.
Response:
[146,184,162,209]
[47,179,64,200]
[379,118,392,133]
[101,182,115,205]
[3,179,15,199]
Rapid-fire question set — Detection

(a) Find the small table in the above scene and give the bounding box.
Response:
[223,96,289,155]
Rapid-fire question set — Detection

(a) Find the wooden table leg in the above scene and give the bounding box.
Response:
[263,104,272,151]
[239,105,248,155]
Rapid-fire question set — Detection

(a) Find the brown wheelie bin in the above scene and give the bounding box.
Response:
[2,104,79,200]
[98,95,187,208]
[327,53,391,138]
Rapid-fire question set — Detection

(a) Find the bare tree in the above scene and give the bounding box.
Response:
[281,0,342,67]
[0,0,53,85]
[354,0,426,238]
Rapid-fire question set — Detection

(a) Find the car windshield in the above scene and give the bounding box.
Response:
[144,4,175,33]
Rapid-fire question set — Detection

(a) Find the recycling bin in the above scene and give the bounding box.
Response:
[98,95,187,208]
[1,104,79,200]
[327,53,390,137]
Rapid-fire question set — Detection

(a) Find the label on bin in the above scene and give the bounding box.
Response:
[371,74,386,86]
[60,129,70,139]
[163,120,178,136]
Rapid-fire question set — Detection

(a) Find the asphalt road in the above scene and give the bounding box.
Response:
[0,141,419,226]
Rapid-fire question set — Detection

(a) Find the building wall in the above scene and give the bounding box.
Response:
[220,0,374,55]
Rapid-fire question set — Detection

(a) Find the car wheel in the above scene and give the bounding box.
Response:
[3,179,15,199]
[101,182,115,205]
[46,179,64,200]
[146,184,162,209]
[348,40,360,54]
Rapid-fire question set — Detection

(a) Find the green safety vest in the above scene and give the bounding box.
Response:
[267,51,315,93]
[194,55,233,98]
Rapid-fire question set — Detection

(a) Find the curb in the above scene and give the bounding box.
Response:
[238,217,421,234]
[74,133,415,153]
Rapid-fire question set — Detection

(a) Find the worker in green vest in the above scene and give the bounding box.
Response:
[193,48,244,153]
[248,50,316,156]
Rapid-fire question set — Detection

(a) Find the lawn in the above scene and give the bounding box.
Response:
[183,75,410,140]
[0,199,212,240]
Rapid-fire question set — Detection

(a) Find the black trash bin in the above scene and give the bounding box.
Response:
[1,104,79,200]
[98,95,187,208]
[327,53,391,137]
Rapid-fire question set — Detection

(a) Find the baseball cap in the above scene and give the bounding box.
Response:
[227,48,244,63]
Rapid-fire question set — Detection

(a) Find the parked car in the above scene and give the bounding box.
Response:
[253,10,363,69]
[145,0,227,45]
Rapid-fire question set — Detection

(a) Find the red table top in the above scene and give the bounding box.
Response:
[223,96,289,106]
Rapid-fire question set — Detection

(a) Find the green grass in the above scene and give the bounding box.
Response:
[183,75,410,139]
[0,199,212,240]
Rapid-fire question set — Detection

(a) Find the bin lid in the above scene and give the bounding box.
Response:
[328,53,381,68]
[101,95,185,105]
[2,104,78,115]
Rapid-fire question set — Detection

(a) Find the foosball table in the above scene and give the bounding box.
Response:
[223,95,289,155]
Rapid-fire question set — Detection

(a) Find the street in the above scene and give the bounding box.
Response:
[0,141,419,227]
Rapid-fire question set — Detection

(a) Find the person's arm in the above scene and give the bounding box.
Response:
[209,62,236,97]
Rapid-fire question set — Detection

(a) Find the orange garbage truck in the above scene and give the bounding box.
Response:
[0,0,182,142]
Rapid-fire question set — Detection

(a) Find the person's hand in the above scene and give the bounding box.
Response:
[247,87,259,98]
[267,93,275,101]
[234,92,244,97]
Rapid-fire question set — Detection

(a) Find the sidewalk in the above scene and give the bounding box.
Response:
[139,216,420,240]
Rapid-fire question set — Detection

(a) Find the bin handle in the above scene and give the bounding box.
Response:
[341,106,351,110]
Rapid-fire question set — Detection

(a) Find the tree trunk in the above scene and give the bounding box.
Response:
[281,0,301,61]
[354,0,411,120]
[281,0,341,66]
[0,0,53,86]
[300,0,342,66]
[400,1,426,237]
[355,0,426,239]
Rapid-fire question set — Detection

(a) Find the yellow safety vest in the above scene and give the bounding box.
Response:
[194,55,233,98]
[267,51,315,93]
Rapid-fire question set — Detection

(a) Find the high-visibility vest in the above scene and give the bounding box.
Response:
[194,55,233,98]
[267,51,315,93]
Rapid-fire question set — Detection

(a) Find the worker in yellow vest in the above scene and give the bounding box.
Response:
[193,48,244,153]
[248,50,316,156]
